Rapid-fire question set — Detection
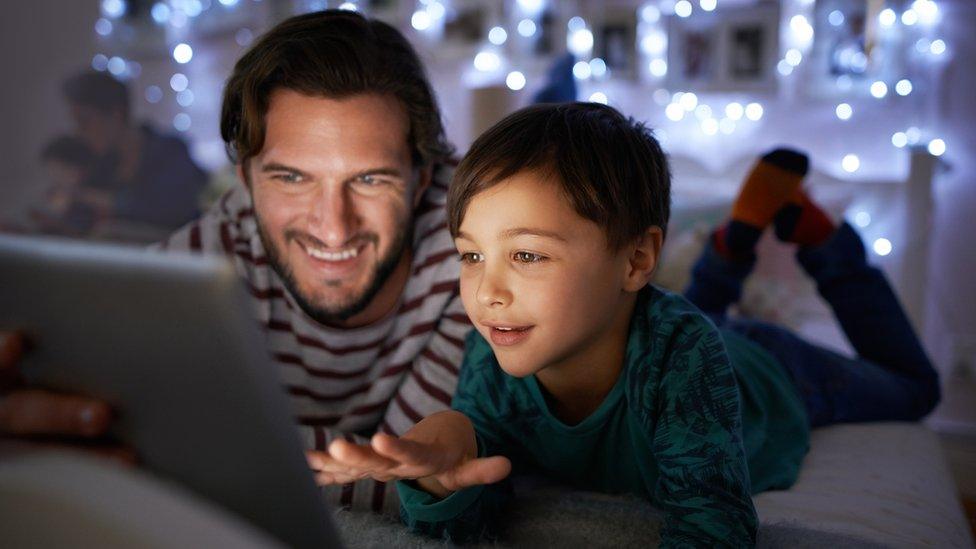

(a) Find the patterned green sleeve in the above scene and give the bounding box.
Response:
[641,315,758,548]
[397,332,514,543]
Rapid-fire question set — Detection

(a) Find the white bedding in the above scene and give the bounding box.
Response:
[3,424,968,548]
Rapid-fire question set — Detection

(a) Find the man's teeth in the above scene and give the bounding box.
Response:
[305,245,359,261]
[496,327,513,332]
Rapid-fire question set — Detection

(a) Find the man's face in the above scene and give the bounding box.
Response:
[246,90,426,325]
[454,171,634,378]
[69,104,124,156]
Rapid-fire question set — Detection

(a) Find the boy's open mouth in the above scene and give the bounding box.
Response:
[482,323,534,346]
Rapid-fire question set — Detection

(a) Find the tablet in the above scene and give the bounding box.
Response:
[0,234,342,549]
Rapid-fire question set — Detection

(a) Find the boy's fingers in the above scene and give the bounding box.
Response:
[306,450,326,470]
[0,389,111,437]
[371,432,442,469]
[440,456,512,491]
[328,438,398,471]
[307,450,356,473]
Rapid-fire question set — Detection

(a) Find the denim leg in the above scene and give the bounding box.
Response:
[795,222,940,417]
[683,239,755,316]
[722,318,938,427]
[725,223,940,426]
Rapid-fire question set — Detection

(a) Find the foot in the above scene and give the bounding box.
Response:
[720,148,809,259]
[773,189,836,247]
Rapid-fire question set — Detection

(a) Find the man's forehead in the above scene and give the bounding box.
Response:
[265,89,410,136]
[258,89,413,170]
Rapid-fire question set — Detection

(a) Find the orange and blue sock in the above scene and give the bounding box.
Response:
[716,148,809,260]
[774,190,836,247]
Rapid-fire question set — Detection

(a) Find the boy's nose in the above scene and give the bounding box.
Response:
[309,184,359,247]
[476,265,512,308]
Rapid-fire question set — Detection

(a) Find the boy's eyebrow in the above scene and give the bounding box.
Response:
[500,227,568,242]
[454,228,569,242]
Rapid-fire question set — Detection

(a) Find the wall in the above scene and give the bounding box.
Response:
[0,1,98,219]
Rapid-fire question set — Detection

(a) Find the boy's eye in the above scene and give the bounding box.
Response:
[459,252,484,264]
[513,251,546,263]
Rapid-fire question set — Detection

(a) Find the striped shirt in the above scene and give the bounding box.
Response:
[158,170,470,515]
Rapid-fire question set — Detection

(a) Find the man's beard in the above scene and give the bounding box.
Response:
[256,215,413,326]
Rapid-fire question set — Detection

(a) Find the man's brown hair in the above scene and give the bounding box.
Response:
[448,102,671,249]
[220,9,453,169]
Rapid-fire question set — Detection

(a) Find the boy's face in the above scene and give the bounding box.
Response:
[455,171,636,378]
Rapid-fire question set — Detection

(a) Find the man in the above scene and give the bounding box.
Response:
[63,70,208,232]
[0,10,469,514]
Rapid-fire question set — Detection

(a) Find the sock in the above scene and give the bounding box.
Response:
[719,148,809,259]
[774,190,836,247]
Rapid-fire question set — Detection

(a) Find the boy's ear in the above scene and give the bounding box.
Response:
[622,226,664,292]
[413,165,434,209]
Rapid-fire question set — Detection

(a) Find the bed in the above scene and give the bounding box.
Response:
[1,150,969,548]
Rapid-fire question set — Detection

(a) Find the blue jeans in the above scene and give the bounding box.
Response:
[684,223,940,427]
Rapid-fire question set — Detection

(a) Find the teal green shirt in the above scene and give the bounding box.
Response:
[399,287,810,547]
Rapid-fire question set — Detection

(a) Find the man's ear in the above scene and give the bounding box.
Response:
[412,165,434,209]
[236,161,250,189]
[622,226,664,292]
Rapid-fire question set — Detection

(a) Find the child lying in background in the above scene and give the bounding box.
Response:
[311,103,940,547]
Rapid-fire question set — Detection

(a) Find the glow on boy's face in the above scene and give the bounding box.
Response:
[454,171,635,379]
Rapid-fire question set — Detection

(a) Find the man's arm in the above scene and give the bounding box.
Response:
[646,317,758,548]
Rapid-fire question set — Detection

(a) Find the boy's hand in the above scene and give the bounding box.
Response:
[306,410,511,498]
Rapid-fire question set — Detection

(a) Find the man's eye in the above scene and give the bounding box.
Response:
[356,175,380,186]
[458,252,483,264]
[274,173,303,184]
[513,251,546,263]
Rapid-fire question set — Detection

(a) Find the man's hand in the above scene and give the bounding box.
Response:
[307,410,511,498]
[0,331,131,462]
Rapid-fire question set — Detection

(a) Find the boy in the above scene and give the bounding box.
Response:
[314,103,940,546]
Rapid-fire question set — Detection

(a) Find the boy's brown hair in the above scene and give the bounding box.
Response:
[448,102,671,249]
[220,9,453,169]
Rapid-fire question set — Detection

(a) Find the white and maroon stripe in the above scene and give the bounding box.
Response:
[157,172,471,514]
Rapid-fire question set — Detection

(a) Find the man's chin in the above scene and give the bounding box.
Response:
[291,284,376,325]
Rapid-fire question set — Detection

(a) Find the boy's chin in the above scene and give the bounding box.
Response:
[495,357,544,379]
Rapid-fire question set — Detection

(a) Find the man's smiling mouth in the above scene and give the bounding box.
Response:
[302,243,360,262]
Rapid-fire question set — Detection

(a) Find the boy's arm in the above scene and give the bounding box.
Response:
[645,318,758,548]
[398,332,518,542]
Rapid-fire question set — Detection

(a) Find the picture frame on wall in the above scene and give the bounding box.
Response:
[806,0,895,98]
[443,2,488,46]
[596,8,638,77]
[668,18,720,87]
[667,3,779,92]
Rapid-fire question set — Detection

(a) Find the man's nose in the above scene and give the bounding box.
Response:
[309,184,359,247]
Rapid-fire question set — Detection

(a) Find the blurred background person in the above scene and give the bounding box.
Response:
[30,135,100,237]
[61,70,208,237]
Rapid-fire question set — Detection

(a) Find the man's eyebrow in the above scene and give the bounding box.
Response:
[346,167,406,181]
[260,162,406,181]
[261,162,310,176]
